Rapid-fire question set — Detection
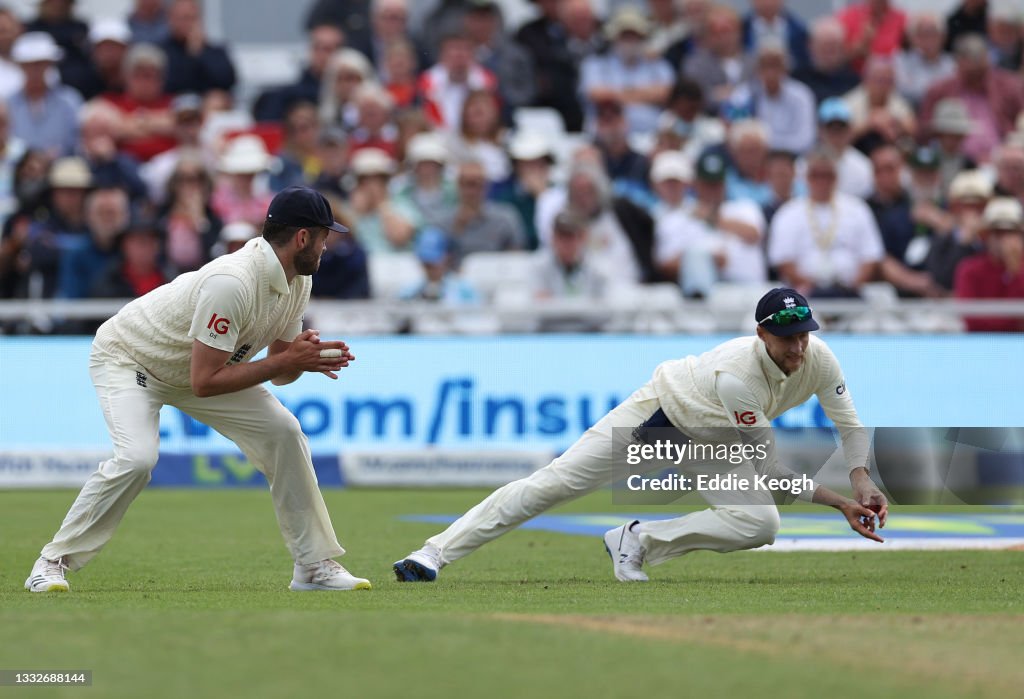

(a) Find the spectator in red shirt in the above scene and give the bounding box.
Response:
[417,32,496,132]
[101,43,176,163]
[955,197,1024,331]
[921,34,1024,164]
[91,217,170,298]
[836,0,907,72]
[348,84,398,160]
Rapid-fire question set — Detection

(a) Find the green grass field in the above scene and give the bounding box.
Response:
[2,489,1022,699]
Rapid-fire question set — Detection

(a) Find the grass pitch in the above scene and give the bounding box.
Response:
[1,489,1022,699]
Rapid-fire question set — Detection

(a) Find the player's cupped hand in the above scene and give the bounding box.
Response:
[287,329,355,378]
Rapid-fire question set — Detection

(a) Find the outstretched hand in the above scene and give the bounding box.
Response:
[839,500,884,543]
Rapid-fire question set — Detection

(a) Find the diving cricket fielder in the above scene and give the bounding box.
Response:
[26,186,371,593]
[394,288,889,582]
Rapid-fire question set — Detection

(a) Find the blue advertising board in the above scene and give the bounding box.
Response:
[2,334,1023,458]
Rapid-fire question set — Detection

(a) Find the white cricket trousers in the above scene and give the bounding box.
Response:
[40,347,345,570]
[427,382,780,567]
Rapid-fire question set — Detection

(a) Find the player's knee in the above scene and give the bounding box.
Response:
[265,412,304,443]
[117,444,158,476]
[723,506,780,548]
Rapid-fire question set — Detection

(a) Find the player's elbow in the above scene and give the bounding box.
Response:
[191,377,218,398]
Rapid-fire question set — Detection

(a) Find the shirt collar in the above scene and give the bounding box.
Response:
[255,237,291,295]
[756,337,790,383]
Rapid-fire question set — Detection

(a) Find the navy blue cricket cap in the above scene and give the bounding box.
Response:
[265,186,349,234]
[755,288,820,336]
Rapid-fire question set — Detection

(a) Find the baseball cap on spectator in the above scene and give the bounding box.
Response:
[266,185,349,233]
[220,221,257,244]
[89,18,131,46]
[755,288,820,336]
[931,98,971,135]
[219,135,273,174]
[406,133,447,165]
[817,97,851,125]
[508,131,553,162]
[651,151,694,183]
[982,197,1024,231]
[12,32,63,63]
[948,170,993,202]
[415,226,450,264]
[908,144,941,171]
[605,7,651,39]
[49,157,93,189]
[695,151,727,182]
[352,148,396,177]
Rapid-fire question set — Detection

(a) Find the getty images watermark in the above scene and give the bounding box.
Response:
[609,425,1024,506]
[623,439,815,497]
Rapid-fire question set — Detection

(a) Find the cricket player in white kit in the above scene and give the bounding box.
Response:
[394,289,889,582]
[26,186,372,593]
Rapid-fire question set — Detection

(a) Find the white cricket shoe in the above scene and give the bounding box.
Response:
[604,521,649,582]
[25,556,70,593]
[393,544,442,582]
[289,559,372,591]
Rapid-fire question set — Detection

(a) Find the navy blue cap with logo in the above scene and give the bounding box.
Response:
[755,288,820,336]
[265,185,349,234]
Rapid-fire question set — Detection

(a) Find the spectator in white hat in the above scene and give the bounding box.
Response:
[393,132,456,230]
[927,169,990,291]
[213,220,256,257]
[211,135,274,228]
[491,130,555,250]
[930,98,976,192]
[64,17,131,100]
[343,147,417,253]
[17,156,93,300]
[0,6,24,100]
[955,196,1024,330]
[986,0,1023,71]
[320,48,377,132]
[650,150,693,220]
[7,31,82,157]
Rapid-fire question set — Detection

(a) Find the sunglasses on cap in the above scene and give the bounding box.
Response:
[758,306,813,326]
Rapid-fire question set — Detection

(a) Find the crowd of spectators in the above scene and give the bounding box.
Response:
[1,0,1024,333]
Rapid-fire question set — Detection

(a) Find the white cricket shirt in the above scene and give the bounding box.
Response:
[94,237,310,389]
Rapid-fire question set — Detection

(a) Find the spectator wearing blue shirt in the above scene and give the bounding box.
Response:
[729,39,817,155]
[128,0,170,45]
[7,32,82,158]
[58,185,129,299]
[742,0,811,73]
[723,119,775,207]
[580,7,674,137]
[402,226,480,305]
